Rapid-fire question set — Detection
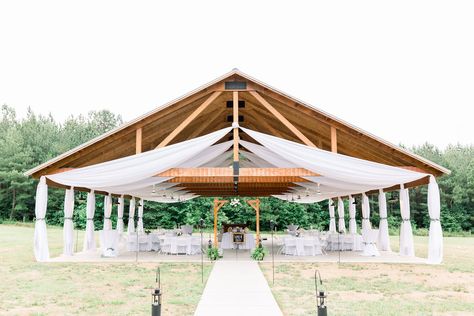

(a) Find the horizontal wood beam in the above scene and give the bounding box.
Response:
[157,167,319,177]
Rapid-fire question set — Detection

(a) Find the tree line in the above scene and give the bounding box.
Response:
[0,105,472,233]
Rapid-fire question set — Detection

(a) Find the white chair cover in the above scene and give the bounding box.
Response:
[34,177,49,262]
[63,188,75,256]
[361,193,371,231]
[103,194,112,230]
[83,191,96,252]
[348,195,357,234]
[377,189,391,251]
[399,186,415,256]
[116,196,124,234]
[137,199,144,233]
[127,198,136,233]
[428,176,443,263]
[337,197,346,233]
[328,200,336,233]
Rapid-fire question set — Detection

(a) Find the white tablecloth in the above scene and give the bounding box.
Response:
[283,236,323,256]
[160,236,201,255]
[220,233,256,250]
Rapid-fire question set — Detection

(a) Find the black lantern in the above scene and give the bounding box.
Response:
[151,267,162,316]
[315,270,327,316]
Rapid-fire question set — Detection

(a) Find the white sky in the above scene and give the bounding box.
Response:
[1,0,473,148]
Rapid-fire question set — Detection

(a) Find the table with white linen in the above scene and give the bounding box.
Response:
[160,236,202,255]
[325,233,363,251]
[220,232,256,250]
[283,236,323,256]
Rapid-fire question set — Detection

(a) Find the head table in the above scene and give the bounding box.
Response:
[219,232,256,250]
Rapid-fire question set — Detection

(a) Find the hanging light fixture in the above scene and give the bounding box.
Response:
[152,184,156,195]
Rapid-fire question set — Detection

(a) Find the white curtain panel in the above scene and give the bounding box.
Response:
[46,127,232,189]
[128,198,136,233]
[83,191,96,252]
[137,199,144,233]
[348,195,357,234]
[34,176,49,262]
[63,188,75,256]
[116,196,124,234]
[328,200,337,233]
[103,194,113,230]
[377,189,391,251]
[399,186,415,256]
[361,193,372,232]
[428,176,443,263]
[337,197,346,233]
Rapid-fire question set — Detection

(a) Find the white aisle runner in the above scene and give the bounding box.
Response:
[194,261,283,316]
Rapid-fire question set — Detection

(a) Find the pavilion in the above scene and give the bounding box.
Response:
[26,69,448,264]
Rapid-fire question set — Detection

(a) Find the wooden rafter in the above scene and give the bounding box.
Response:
[157,167,320,177]
[135,128,142,154]
[331,126,337,153]
[156,91,222,148]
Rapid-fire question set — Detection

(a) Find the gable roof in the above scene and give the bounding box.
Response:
[26,69,450,178]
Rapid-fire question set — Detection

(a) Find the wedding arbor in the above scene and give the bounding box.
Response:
[26,69,449,264]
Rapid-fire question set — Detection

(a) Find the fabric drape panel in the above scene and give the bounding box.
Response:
[328,200,336,233]
[137,199,144,233]
[83,191,96,252]
[34,176,49,262]
[128,198,136,233]
[399,186,415,256]
[337,197,346,233]
[63,188,75,256]
[117,196,124,234]
[103,194,112,230]
[361,193,371,232]
[428,176,443,263]
[377,189,391,251]
[348,195,357,234]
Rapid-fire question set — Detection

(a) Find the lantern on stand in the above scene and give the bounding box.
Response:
[315,269,327,316]
[151,267,162,316]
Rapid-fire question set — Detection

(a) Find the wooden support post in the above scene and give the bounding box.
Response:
[156,91,222,149]
[136,128,142,154]
[249,91,317,148]
[213,198,228,247]
[247,199,261,246]
[331,126,337,153]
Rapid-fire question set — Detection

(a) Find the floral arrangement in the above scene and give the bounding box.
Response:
[230,198,241,207]
[207,247,221,261]
[251,244,267,261]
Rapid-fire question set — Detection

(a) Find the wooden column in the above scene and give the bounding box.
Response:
[136,128,142,154]
[247,199,261,246]
[331,126,337,153]
[213,198,228,247]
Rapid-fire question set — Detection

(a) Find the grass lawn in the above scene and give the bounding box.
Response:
[0,224,212,315]
[260,235,474,316]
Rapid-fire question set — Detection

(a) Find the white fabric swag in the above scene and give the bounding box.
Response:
[399,186,415,256]
[63,188,75,256]
[348,195,357,234]
[428,176,443,263]
[328,200,337,233]
[83,191,96,252]
[361,193,371,232]
[128,198,136,234]
[103,194,113,230]
[34,176,49,262]
[377,189,391,251]
[116,196,125,234]
[137,199,144,233]
[337,197,346,233]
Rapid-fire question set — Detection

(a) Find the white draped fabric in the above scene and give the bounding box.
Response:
[361,193,371,232]
[34,177,49,262]
[348,195,357,234]
[377,189,391,251]
[103,194,112,230]
[399,186,415,256]
[137,199,144,233]
[63,188,75,256]
[128,198,136,233]
[328,200,336,233]
[83,191,96,252]
[116,196,125,234]
[337,197,346,233]
[428,176,443,263]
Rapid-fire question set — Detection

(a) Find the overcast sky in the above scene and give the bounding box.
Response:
[1,1,473,148]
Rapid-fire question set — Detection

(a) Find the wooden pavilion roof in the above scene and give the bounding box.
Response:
[26,69,449,197]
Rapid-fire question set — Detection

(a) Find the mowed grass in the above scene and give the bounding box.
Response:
[0,224,212,315]
[260,235,474,316]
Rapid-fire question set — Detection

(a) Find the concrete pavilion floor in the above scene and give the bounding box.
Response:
[49,235,427,264]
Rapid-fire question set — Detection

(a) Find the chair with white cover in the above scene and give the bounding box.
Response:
[99,230,119,257]
[190,236,201,255]
[361,229,380,257]
[284,237,297,256]
[175,238,188,255]
[313,237,323,255]
[287,224,299,236]
[150,233,161,251]
[303,238,316,256]
[181,225,193,236]
[127,233,138,252]
[138,234,151,252]
[160,237,171,255]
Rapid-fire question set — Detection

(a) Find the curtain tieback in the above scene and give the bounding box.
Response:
[64,217,73,220]
[118,217,123,220]
[104,217,111,220]
[430,218,440,222]
[35,218,45,221]
[362,217,369,220]
[330,216,335,219]
[87,218,94,221]
[402,218,411,222]
[379,217,387,220]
